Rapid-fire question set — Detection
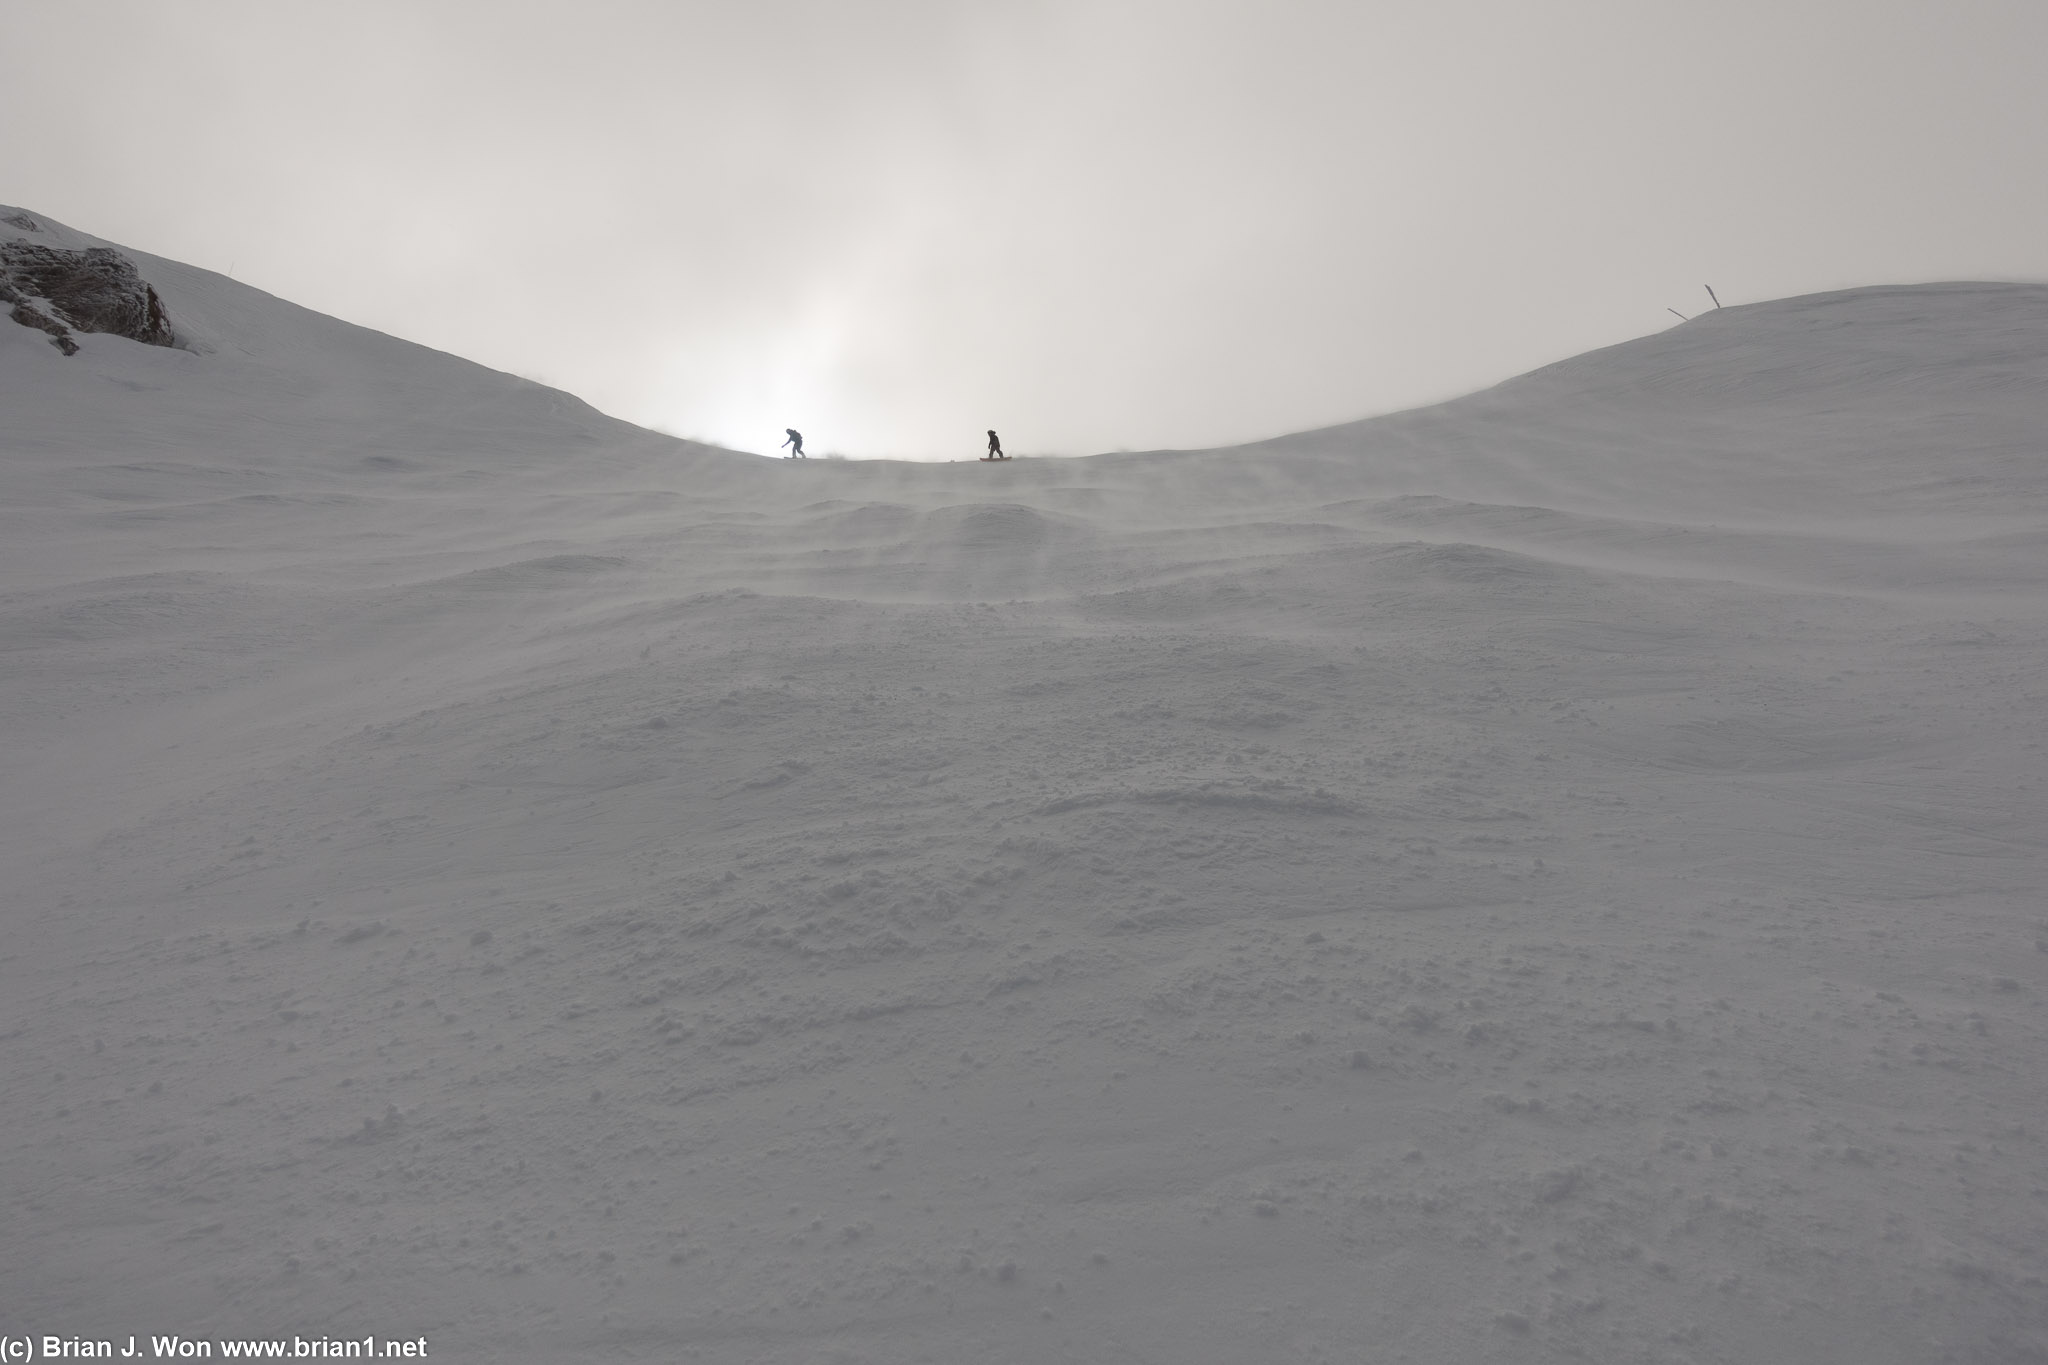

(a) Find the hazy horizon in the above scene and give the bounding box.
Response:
[7,0,2047,459]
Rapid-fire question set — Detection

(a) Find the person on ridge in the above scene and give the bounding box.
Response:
[986,429,1005,460]
[781,428,805,459]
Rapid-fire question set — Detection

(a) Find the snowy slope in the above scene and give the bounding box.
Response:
[4,208,2048,1364]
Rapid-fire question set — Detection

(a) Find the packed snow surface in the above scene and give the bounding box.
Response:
[4,206,2047,1363]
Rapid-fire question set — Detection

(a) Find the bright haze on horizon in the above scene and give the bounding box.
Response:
[7,0,2047,460]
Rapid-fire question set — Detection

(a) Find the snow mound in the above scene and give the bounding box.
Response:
[1226,281,2048,523]
[0,204,745,498]
[1509,281,2048,405]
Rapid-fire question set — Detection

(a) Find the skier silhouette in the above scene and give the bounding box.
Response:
[780,428,805,459]
[986,430,1005,460]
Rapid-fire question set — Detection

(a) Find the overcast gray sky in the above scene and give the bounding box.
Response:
[7,0,2047,459]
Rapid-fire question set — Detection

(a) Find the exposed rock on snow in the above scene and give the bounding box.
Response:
[1,286,78,354]
[1,216,177,354]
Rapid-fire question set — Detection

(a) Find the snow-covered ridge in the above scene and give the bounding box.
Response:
[4,212,2047,1363]
[0,205,738,505]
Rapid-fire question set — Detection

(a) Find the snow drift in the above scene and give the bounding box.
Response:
[4,205,2047,1364]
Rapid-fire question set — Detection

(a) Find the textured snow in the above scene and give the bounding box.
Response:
[4,205,2047,1363]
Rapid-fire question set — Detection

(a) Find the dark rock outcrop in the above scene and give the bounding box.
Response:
[0,285,80,354]
[1,232,177,354]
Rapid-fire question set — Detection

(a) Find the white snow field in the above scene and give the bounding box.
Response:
[4,205,2047,1365]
